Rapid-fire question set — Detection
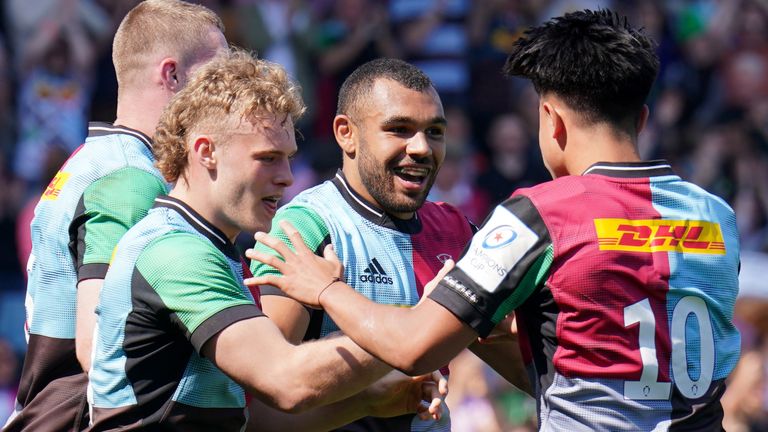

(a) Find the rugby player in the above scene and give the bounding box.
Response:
[248,9,741,431]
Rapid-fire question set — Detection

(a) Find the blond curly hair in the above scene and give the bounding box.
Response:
[154,49,306,182]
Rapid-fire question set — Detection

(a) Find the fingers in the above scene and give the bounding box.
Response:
[437,259,455,278]
[415,383,443,421]
[478,312,519,344]
[243,275,276,288]
[322,244,343,277]
[279,220,312,255]
[245,248,286,273]
[427,396,442,421]
[431,370,449,397]
[412,370,446,421]
[252,231,293,261]
[501,312,518,334]
[420,259,455,301]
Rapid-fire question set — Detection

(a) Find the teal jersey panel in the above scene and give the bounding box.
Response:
[26,123,164,340]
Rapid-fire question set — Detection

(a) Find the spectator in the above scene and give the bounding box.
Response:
[10,9,99,186]
[476,113,547,209]
[428,105,490,222]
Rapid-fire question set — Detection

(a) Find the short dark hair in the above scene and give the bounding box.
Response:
[503,9,659,129]
[337,58,434,117]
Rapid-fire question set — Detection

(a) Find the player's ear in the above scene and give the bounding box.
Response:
[542,101,566,149]
[334,114,356,156]
[637,104,650,134]
[160,58,181,92]
[193,135,217,170]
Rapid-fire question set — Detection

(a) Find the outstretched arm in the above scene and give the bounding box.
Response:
[469,338,532,396]
[245,220,479,375]
[203,315,388,413]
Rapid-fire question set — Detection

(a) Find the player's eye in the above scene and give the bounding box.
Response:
[426,127,445,139]
[388,126,410,134]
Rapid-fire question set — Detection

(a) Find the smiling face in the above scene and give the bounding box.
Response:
[211,114,296,236]
[345,78,446,218]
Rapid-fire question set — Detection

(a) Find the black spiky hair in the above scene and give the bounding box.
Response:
[504,9,659,129]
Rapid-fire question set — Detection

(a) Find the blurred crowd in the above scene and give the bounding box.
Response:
[1,0,768,430]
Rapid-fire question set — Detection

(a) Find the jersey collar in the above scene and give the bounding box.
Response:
[153,195,241,261]
[331,170,423,234]
[87,122,153,153]
[582,160,675,178]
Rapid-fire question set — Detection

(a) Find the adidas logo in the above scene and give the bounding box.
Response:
[359,258,394,285]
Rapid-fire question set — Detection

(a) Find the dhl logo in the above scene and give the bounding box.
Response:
[594,218,725,254]
[40,171,70,201]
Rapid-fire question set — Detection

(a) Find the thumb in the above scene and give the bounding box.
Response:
[322,243,337,261]
[420,259,454,302]
[323,244,345,278]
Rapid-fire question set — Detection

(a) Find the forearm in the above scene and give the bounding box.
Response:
[469,339,533,396]
[247,392,370,431]
[319,282,475,375]
[272,334,392,412]
[209,318,391,413]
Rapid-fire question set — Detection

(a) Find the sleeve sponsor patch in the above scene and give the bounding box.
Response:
[41,171,70,201]
[456,206,539,293]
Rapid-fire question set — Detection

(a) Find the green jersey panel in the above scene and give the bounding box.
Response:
[250,205,330,277]
[77,167,167,280]
[89,196,263,431]
[10,123,163,432]
[137,232,254,340]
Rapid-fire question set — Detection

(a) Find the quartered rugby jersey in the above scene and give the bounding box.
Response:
[252,171,474,432]
[88,196,263,432]
[6,123,166,432]
[430,161,741,432]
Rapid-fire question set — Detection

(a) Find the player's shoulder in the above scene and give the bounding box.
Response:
[80,123,156,170]
[287,179,338,204]
[511,176,596,209]
[419,200,464,218]
[276,180,343,223]
[419,200,474,229]
[673,178,735,214]
[136,229,225,278]
[274,199,327,228]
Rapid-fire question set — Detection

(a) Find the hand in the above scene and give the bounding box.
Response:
[245,220,344,308]
[477,312,518,345]
[417,259,454,306]
[361,369,448,421]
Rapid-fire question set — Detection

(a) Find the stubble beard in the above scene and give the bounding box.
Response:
[357,138,435,215]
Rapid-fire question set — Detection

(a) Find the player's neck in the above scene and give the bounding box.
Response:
[341,167,416,220]
[114,89,169,139]
[169,182,239,242]
[565,126,641,176]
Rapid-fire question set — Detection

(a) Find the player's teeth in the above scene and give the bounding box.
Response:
[396,167,428,177]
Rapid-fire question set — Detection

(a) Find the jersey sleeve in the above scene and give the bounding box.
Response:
[136,233,264,354]
[429,195,554,337]
[250,205,331,297]
[73,167,167,281]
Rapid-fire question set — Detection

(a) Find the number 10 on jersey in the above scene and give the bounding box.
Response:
[624,296,714,400]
